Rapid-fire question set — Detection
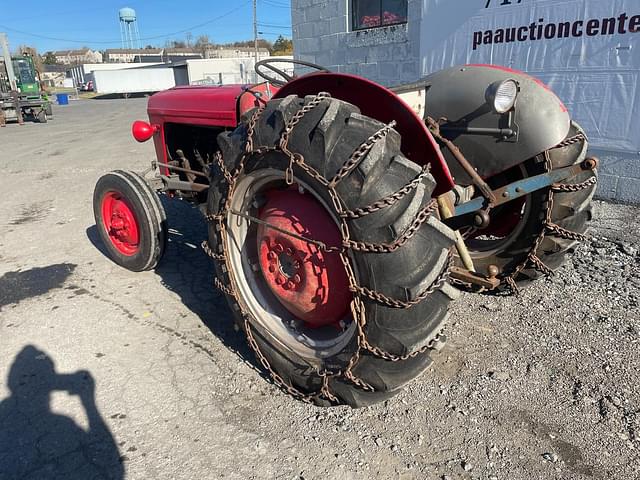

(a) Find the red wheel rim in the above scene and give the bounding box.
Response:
[101,191,140,256]
[257,188,351,329]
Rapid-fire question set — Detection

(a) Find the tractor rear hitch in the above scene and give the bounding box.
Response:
[440,149,597,290]
[449,266,501,290]
[454,157,599,217]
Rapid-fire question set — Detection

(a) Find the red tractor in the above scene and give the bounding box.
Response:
[93,60,597,407]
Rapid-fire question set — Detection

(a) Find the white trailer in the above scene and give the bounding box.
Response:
[184,56,294,85]
[91,66,176,95]
[67,62,164,87]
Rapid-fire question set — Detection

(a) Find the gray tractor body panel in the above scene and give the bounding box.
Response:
[422,64,571,185]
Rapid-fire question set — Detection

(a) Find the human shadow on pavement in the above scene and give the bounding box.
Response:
[0,345,124,480]
[86,197,258,372]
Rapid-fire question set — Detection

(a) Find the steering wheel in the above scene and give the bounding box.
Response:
[254,59,330,87]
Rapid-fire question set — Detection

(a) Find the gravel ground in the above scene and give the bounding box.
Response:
[0,99,638,480]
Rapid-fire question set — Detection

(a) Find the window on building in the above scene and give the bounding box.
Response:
[352,0,407,30]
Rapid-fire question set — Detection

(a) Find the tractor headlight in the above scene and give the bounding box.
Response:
[486,79,519,114]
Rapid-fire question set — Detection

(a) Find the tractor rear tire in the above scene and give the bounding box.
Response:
[208,95,458,407]
[465,122,596,288]
[93,170,167,272]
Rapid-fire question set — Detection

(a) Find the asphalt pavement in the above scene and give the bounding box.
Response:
[0,98,638,480]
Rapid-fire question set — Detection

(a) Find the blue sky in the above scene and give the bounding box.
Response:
[0,0,292,52]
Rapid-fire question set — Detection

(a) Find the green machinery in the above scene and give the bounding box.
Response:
[1,33,52,124]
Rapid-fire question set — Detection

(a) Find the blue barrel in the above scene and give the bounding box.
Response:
[56,93,69,105]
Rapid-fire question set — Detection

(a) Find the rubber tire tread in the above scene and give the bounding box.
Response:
[208,95,457,407]
[121,170,169,261]
[93,170,166,272]
[468,122,596,287]
[517,122,595,285]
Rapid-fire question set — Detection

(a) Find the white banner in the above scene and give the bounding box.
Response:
[420,0,640,152]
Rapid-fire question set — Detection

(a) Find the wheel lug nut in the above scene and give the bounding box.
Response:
[267,251,276,261]
[275,276,284,285]
[285,281,294,289]
[268,265,276,273]
[274,244,284,253]
[293,274,301,284]
[286,247,294,256]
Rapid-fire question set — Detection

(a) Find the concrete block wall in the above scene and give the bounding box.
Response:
[590,149,640,204]
[292,0,422,87]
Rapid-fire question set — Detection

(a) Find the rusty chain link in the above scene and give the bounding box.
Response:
[213,151,233,185]
[502,135,596,294]
[553,132,586,149]
[545,222,588,242]
[343,199,438,253]
[201,240,226,261]
[552,176,598,193]
[341,164,432,219]
[352,251,453,309]
[202,93,452,402]
[329,121,397,188]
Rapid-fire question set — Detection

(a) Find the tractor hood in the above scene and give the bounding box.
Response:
[147,85,246,128]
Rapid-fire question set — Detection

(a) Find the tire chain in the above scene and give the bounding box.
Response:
[341,164,432,219]
[202,94,452,404]
[552,176,598,193]
[503,135,597,294]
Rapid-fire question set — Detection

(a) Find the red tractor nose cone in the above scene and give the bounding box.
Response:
[257,189,351,328]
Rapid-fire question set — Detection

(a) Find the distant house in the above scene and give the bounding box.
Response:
[53,49,103,65]
[104,49,162,63]
[41,64,69,88]
[204,47,270,60]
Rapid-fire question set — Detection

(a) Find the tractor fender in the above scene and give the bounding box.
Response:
[423,64,571,184]
[274,72,454,196]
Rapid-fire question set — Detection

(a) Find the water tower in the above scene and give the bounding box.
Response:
[119,7,140,49]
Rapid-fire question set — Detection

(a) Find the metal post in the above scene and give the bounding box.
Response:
[253,0,258,82]
[0,33,17,91]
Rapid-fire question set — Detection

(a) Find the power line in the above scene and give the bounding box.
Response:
[0,1,252,45]
[260,0,291,9]
[257,22,291,28]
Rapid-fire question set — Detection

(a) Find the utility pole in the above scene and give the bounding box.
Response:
[253,0,258,81]
[0,33,17,91]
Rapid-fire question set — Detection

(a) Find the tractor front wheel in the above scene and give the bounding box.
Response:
[93,170,167,271]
